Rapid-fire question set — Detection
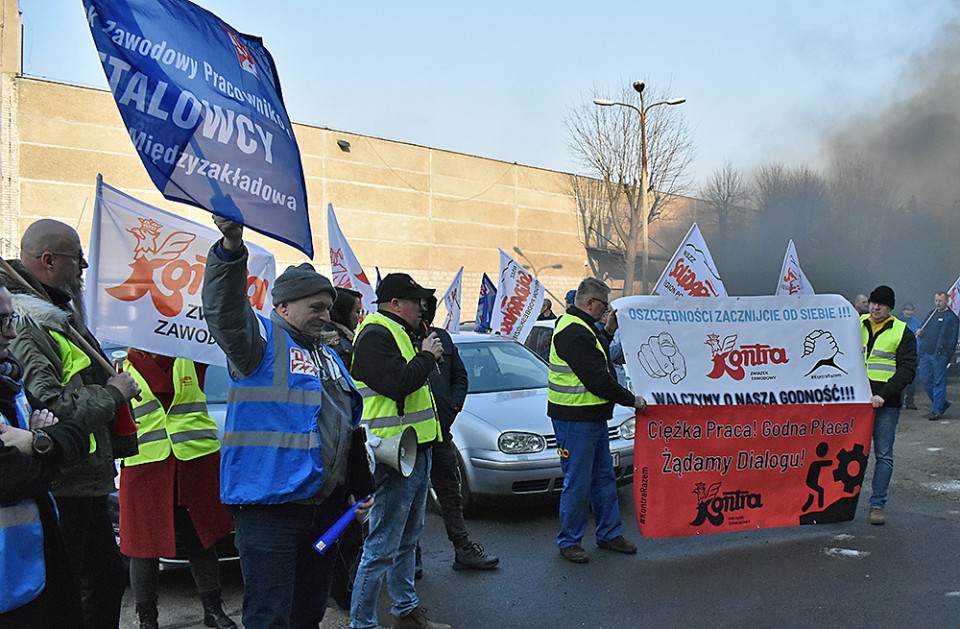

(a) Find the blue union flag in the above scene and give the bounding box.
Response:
[83,0,313,257]
[474,273,497,333]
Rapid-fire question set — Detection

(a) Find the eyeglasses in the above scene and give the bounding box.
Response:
[592,298,610,310]
[0,313,20,330]
[37,250,86,265]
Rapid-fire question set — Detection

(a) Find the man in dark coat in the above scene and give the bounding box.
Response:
[419,296,498,574]
[0,285,88,628]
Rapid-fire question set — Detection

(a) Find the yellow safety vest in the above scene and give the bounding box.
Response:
[547,314,608,408]
[861,314,906,383]
[49,330,97,454]
[352,312,439,444]
[122,359,219,466]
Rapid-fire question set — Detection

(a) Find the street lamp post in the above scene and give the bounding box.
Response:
[594,81,685,294]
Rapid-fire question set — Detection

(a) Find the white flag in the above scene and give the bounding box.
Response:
[948,274,960,316]
[775,240,815,296]
[441,267,464,334]
[327,204,377,313]
[85,179,276,365]
[653,223,728,297]
[490,250,545,343]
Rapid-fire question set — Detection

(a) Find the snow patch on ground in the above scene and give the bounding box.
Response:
[822,547,869,558]
[923,480,960,493]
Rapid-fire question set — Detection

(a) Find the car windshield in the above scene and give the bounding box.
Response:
[458,340,548,394]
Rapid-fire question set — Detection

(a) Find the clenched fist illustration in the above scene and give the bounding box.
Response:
[637,332,686,384]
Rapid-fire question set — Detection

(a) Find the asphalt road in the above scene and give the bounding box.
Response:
[120,383,960,629]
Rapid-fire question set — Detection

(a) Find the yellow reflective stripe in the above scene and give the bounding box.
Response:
[356,387,377,399]
[138,428,168,445]
[170,429,218,444]
[363,408,436,430]
[549,382,587,394]
[222,430,318,449]
[0,502,39,529]
[168,401,208,415]
[89,434,96,454]
[871,349,896,360]
[868,364,896,373]
[549,364,574,374]
[132,399,162,419]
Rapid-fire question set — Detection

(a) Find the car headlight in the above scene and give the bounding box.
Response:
[619,416,636,440]
[498,431,546,454]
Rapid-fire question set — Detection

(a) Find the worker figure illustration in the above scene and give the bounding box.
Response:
[802,442,832,512]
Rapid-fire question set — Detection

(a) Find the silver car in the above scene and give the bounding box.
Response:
[450,334,635,508]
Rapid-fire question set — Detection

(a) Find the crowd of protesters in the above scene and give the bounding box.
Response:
[3,216,955,628]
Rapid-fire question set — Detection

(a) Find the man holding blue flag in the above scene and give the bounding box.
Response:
[83,0,313,257]
[203,217,373,627]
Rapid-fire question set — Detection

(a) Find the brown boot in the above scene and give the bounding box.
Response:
[392,606,452,629]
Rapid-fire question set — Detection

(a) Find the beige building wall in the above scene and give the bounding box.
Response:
[0,1,589,321]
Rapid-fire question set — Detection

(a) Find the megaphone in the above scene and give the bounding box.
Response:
[313,426,418,555]
[368,426,417,478]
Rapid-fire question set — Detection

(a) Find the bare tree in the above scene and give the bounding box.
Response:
[700,161,750,241]
[566,82,694,295]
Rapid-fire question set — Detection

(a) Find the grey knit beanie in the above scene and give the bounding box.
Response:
[271,263,337,304]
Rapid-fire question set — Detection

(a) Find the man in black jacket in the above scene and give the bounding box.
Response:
[548,278,647,564]
[419,296,498,574]
[0,285,87,628]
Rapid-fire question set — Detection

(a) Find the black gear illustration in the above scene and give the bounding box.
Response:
[832,443,868,493]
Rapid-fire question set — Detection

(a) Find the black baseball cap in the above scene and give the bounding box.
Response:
[376,273,435,303]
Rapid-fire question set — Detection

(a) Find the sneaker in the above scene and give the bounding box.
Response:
[453,541,499,570]
[559,545,589,564]
[597,535,637,554]
[929,413,943,421]
[945,401,952,412]
[905,404,918,410]
[392,606,451,629]
[869,508,886,525]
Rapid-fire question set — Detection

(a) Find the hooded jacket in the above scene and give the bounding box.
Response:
[1,261,125,496]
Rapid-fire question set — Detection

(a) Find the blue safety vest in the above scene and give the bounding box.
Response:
[0,388,46,613]
[220,316,362,504]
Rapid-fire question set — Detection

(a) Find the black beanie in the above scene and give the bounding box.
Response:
[271,263,337,304]
[868,285,895,309]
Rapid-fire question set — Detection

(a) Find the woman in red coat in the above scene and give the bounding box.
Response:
[118,350,235,629]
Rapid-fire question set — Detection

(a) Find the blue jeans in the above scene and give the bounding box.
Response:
[552,419,622,548]
[919,353,949,414]
[232,501,342,629]
[870,406,900,509]
[350,449,430,629]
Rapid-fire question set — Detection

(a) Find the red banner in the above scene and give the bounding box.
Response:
[634,403,874,538]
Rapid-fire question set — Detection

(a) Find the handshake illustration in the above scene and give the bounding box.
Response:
[637,332,686,384]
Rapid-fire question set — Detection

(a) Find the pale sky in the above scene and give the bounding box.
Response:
[20,0,958,185]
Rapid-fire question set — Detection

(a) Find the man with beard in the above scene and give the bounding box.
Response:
[1,219,141,628]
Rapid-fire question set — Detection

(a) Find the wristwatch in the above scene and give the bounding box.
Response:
[31,430,53,456]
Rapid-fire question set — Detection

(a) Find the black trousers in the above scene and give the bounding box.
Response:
[429,439,469,546]
[55,495,125,629]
